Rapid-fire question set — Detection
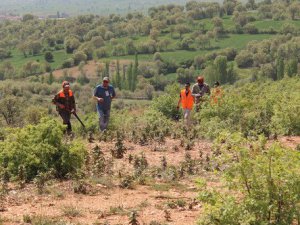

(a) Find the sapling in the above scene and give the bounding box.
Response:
[128,154,133,164]
[34,170,54,194]
[18,165,26,189]
[92,145,106,175]
[128,211,140,225]
[164,209,171,221]
[173,145,179,152]
[161,156,167,171]
[139,132,148,146]
[111,132,127,159]
[185,153,195,175]
[88,132,95,143]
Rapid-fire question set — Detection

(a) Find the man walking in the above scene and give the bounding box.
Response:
[52,81,76,134]
[177,82,194,127]
[94,77,116,131]
[192,76,210,112]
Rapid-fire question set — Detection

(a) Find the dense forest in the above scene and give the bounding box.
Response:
[0,0,300,224]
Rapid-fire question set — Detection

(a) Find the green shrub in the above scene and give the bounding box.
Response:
[151,83,180,119]
[235,50,254,68]
[195,77,300,139]
[198,133,300,225]
[0,118,87,180]
[62,58,74,68]
[44,52,54,62]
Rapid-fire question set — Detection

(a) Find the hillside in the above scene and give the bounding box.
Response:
[0,0,300,224]
[1,0,300,96]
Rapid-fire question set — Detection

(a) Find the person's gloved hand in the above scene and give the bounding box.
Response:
[58,103,65,109]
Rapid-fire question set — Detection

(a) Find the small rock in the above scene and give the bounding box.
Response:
[10,190,17,195]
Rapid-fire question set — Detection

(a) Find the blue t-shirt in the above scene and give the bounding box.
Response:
[94,84,116,111]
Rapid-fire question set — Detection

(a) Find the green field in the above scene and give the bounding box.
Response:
[107,34,273,62]
[2,49,70,71]
[1,32,273,73]
[251,19,300,30]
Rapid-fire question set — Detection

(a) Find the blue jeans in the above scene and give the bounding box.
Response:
[98,109,110,131]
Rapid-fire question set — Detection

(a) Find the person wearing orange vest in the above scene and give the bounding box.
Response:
[52,81,76,134]
[211,81,223,105]
[177,82,194,127]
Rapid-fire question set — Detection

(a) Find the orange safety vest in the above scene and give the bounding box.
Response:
[211,87,223,105]
[180,89,194,110]
[58,90,73,98]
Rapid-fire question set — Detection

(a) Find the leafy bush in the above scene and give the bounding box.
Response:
[0,118,87,180]
[73,51,87,66]
[95,47,109,59]
[176,67,195,84]
[44,51,54,62]
[198,132,300,225]
[243,23,258,34]
[62,58,74,68]
[151,83,180,119]
[235,50,254,68]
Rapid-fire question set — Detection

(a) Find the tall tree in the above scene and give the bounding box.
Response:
[132,54,139,91]
[288,2,300,20]
[276,56,284,80]
[48,71,54,84]
[116,60,121,89]
[226,62,237,84]
[122,64,127,90]
[286,58,298,77]
[214,55,228,84]
[105,61,110,79]
[0,96,21,126]
[127,63,133,91]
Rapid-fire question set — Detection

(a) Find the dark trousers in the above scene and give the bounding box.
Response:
[59,110,72,133]
[97,109,110,131]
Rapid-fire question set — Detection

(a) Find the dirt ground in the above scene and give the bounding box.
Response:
[51,60,133,79]
[1,136,299,225]
[277,136,300,149]
[0,138,212,225]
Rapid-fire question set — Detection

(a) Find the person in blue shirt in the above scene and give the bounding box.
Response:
[93,77,116,131]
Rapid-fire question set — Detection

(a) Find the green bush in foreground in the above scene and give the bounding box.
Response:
[0,118,87,181]
[198,132,300,225]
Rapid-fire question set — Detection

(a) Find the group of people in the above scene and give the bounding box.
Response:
[177,76,223,127]
[52,77,115,134]
[52,75,222,133]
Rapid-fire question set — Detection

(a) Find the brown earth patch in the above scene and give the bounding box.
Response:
[1,138,214,225]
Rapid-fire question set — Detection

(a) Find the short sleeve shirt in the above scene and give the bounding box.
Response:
[94,85,116,111]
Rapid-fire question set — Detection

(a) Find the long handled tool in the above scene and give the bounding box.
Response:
[72,112,86,128]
